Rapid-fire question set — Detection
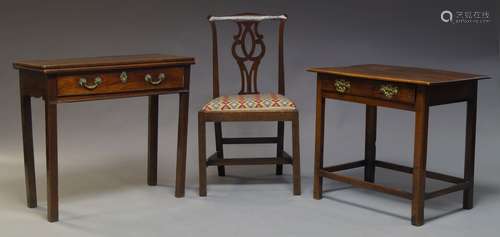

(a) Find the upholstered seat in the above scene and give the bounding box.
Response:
[202,93,296,112]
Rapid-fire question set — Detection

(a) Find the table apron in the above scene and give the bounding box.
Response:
[321,90,416,111]
[50,89,188,104]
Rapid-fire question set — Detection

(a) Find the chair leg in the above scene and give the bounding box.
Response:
[292,116,301,195]
[198,113,207,196]
[276,121,284,175]
[214,122,225,176]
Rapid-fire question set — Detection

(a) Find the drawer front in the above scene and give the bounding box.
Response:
[321,76,415,104]
[57,67,185,97]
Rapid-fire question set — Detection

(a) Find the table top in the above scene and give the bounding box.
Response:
[13,54,195,73]
[307,64,489,85]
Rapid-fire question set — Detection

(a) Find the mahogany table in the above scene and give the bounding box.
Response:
[14,54,194,222]
[308,64,489,226]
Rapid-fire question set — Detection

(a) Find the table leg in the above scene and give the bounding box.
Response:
[175,93,189,198]
[20,95,37,208]
[463,83,477,209]
[313,82,325,199]
[147,95,159,186]
[364,105,377,182]
[411,87,429,226]
[45,101,58,222]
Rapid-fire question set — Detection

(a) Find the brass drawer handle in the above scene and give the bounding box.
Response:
[79,77,102,90]
[145,73,165,85]
[379,84,399,98]
[334,79,350,93]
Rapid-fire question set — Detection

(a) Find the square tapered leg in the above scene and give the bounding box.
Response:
[175,93,189,198]
[463,83,477,209]
[411,88,429,226]
[45,101,58,222]
[313,82,325,200]
[21,95,37,208]
[147,95,159,186]
[364,105,377,182]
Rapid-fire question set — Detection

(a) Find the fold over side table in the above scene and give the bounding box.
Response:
[14,54,194,222]
[308,64,489,226]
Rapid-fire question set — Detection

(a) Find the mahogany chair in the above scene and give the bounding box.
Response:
[198,13,300,196]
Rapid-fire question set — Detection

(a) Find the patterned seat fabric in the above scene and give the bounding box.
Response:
[202,93,297,112]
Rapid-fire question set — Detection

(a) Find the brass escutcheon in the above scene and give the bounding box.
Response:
[120,71,128,83]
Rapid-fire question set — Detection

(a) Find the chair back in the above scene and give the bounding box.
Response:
[208,13,287,97]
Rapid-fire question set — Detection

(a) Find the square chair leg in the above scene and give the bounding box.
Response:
[276,121,285,175]
[292,116,301,195]
[198,113,207,196]
[214,122,225,176]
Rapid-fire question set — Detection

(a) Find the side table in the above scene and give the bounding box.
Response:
[308,64,489,226]
[14,54,195,222]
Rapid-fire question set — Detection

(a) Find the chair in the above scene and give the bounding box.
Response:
[198,13,301,196]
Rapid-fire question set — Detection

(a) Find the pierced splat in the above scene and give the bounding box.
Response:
[231,21,266,94]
